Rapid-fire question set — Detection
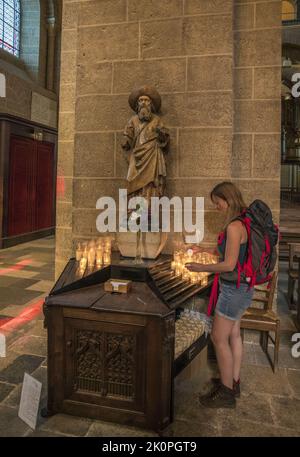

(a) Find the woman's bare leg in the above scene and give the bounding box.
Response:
[229,319,243,382]
[211,314,235,389]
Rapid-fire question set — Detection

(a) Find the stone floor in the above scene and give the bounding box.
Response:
[0,236,299,437]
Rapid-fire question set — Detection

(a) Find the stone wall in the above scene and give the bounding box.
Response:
[55,0,282,277]
[0,0,61,127]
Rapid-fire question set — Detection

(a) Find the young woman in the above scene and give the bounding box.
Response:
[185,181,254,409]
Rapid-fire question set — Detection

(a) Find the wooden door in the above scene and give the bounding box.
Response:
[7,135,55,237]
[36,141,55,230]
[7,136,36,236]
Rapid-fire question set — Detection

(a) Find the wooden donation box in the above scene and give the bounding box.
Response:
[44,255,212,432]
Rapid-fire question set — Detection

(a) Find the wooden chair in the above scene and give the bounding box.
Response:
[241,271,280,372]
[295,255,300,331]
[287,243,300,309]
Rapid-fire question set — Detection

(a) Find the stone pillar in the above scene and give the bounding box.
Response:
[55,1,79,277]
[233,0,281,228]
[56,0,282,279]
[234,0,282,319]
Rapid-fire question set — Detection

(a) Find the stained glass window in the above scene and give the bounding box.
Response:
[0,0,21,57]
[282,0,297,21]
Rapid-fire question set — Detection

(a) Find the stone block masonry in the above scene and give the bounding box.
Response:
[56,0,282,278]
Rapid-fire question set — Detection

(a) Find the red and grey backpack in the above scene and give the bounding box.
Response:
[207,199,280,316]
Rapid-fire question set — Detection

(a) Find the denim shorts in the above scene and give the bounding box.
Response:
[215,279,254,321]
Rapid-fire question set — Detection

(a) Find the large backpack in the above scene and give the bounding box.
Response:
[207,199,280,316]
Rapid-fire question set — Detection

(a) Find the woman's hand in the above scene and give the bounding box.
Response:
[185,262,206,272]
[187,245,218,256]
[188,245,204,254]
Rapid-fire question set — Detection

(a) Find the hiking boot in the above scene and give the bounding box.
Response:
[211,377,241,398]
[199,383,236,409]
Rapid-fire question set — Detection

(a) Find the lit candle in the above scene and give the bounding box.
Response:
[103,251,111,266]
[79,257,87,271]
[82,246,88,260]
[87,248,95,268]
[104,236,111,252]
[96,249,103,268]
[182,268,190,281]
[190,272,198,284]
[171,261,176,270]
[174,251,181,262]
[175,263,182,277]
[76,242,83,261]
[202,274,208,286]
[187,248,193,260]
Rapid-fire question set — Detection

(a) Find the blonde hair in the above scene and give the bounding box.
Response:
[210,181,247,230]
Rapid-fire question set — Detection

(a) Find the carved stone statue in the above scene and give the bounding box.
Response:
[121,86,170,203]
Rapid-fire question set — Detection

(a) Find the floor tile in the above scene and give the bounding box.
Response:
[25,429,70,437]
[3,366,47,409]
[0,277,37,288]
[0,354,45,384]
[0,287,42,307]
[225,392,274,424]
[40,413,92,437]
[240,365,292,396]
[286,368,300,398]
[86,420,156,437]
[270,396,300,431]
[0,381,15,402]
[162,418,218,437]
[0,271,39,280]
[0,405,30,437]
[10,335,47,357]
[220,417,299,437]
[26,280,54,292]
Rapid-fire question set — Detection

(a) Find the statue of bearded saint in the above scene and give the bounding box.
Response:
[121,86,170,206]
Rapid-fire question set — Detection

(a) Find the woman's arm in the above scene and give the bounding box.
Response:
[186,222,241,273]
[190,245,219,256]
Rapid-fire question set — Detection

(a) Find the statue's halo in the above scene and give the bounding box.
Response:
[128,85,161,113]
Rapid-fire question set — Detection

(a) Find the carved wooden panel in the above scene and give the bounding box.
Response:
[74,329,136,400]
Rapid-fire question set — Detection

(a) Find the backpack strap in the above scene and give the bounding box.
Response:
[238,215,256,287]
[259,233,272,274]
[207,230,224,316]
[274,223,282,241]
[207,273,219,317]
